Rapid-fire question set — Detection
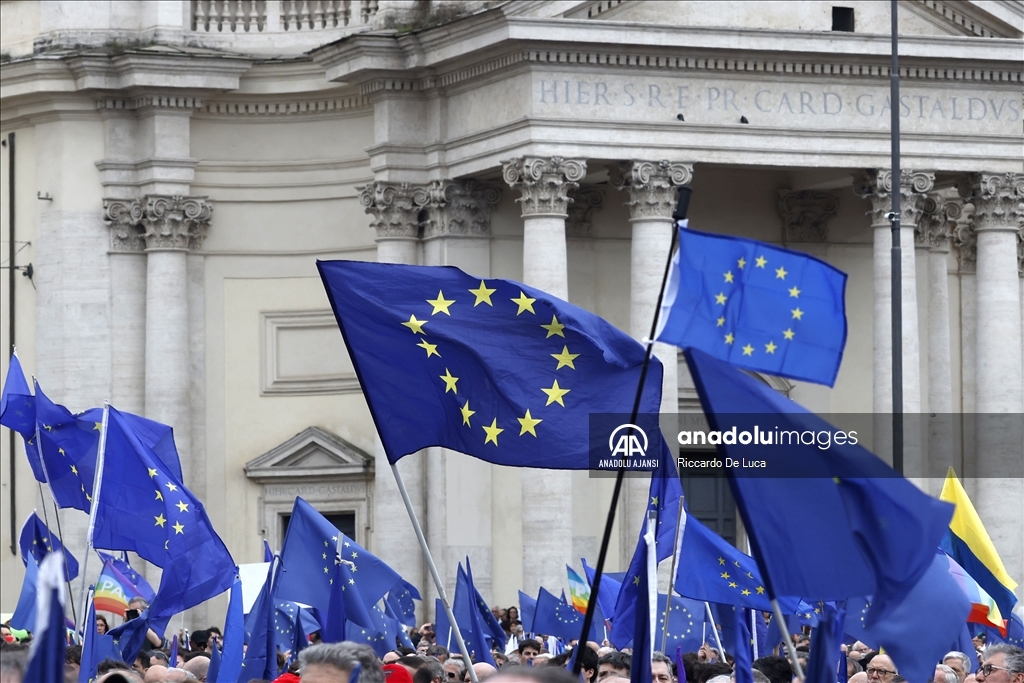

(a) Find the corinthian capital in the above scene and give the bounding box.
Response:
[358,182,431,240]
[777,190,838,243]
[501,157,587,217]
[421,179,502,239]
[566,187,604,238]
[853,169,935,226]
[610,160,693,221]
[916,193,964,252]
[958,172,1024,234]
[104,195,212,251]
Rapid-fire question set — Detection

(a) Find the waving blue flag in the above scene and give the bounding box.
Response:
[10,554,39,631]
[277,497,401,621]
[20,511,79,582]
[532,587,602,643]
[806,604,845,683]
[91,406,234,619]
[628,522,655,683]
[24,554,67,683]
[323,550,375,641]
[1,353,44,481]
[435,598,454,649]
[107,609,163,668]
[517,590,537,634]
[212,575,245,683]
[655,593,703,655]
[453,562,496,665]
[34,381,100,511]
[239,561,278,683]
[582,558,620,625]
[317,260,662,469]
[682,348,954,608]
[96,551,156,604]
[386,581,420,627]
[658,227,848,386]
[79,590,117,683]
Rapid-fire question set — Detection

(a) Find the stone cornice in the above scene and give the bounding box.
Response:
[63,51,253,92]
[312,10,1023,88]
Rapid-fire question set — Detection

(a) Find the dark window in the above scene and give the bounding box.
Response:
[832,7,855,32]
[680,473,737,545]
[281,511,356,544]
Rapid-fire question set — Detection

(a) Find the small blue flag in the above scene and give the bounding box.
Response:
[683,347,954,606]
[239,561,279,683]
[323,552,375,642]
[96,551,156,604]
[263,539,273,563]
[20,511,79,581]
[720,606,753,683]
[384,600,415,648]
[317,260,662,469]
[107,609,162,668]
[517,590,537,635]
[453,562,497,665]
[11,554,40,631]
[628,521,655,683]
[581,558,620,627]
[981,612,1024,648]
[655,593,704,655]
[385,580,420,627]
[207,641,223,683]
[24,554,68,683]
[1,353,43,481]
[34,381,100,511]
[211,574,244,683]
[806,604,845,683]
[169,634,179,668]
[79,589,117,683]
[658,226,848,386]
[533,588,585,643]
[435,598,454,650]
[277,497,401,620]
[91,406,235,619]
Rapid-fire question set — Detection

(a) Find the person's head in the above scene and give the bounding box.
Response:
[0,625,12,643]
[397,656,426,676]
[945,653,972,683]
[599,651,631,680]
[420,624,437,643]
[492,606,507,621]
[508,608,519,621]
[299,642,386,683]
[519,639,542,662]
[428,645,450,663]
[142,664,168,682]
[183,655,210,682]
[189,629,210,651]
[475,663,498,682]
[96,671,144,683]
[127,597,148,612]
[752,656,791,683]
[445,659,467,682]
[144,650,169,669]
[494,653,509,667]
[566,646,599,683]
[866,655,897,683]
[936,666,960,683]
[414,659,446,683]
[95,615,109,634]
[975,636,988,650]
[849,673,868,683]
[384,652,403,665]
[976,644,1024,683]
[487,666,580,683]
[750,671,770,683]
[533,655,553,667]
[651,652,674,683]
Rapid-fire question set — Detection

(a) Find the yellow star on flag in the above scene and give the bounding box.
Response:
[166,482,178,492]
[775,266,788,280]
[789,286,801,298]
[741,589,751,596]
[716,317,725,327]
[460,401,475,427]
[765,341,777,354]
[148,468,158,478]
[721,572,730,579]
[155,489,163,501]
[469,281,496,306]
[439,368,459,394]
[737,257,746,269]
[517,410,542,437]
[176,501,189,513]
[756,586,765,594]
[173,521,185,535]
[718,557,726,565]
[417,339,440,358]
[542,379,570,407]
[426,291,455,315]
[540,315,566,338]
[715,292,727,305]
[755,256,767,268]
[783,328,795,340]
[729,581,738,588]
[511,292,536,315]
[59,448,65,457]
[791,307,804,320]
[724,271,734,283]
[401,315,427,334]
[154,514,166,527]
[551,346,580,370]
[725,333,734,345]
[742,344,754,356]
[483,418,504,446]
[94,422,102,431]
[70,465,78,475]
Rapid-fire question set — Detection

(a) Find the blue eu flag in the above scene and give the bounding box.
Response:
[1,353,43,481]
[657,227,848,386]
[34,381,101,512]
[385,580,420,627]
[20,511,79,582]
[317,260,662,468]
[90,406,235,619]
[683,347,953,606]
[655,593,703,655]
[453,562,497,665]
[24,554,67,683]
[517,590,537,634]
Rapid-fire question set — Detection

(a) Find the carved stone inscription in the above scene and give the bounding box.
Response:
[533,73,1021,133]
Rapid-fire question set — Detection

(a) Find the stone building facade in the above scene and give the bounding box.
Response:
[1,0,1022,625]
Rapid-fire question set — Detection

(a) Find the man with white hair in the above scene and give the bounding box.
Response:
[944,652,972,683]
[936,664,960,683]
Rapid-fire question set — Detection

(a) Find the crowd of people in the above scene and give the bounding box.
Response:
[2,601,1020,683]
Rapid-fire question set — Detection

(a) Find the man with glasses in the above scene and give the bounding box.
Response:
[866,654,898,682]
[976,644,1024,683]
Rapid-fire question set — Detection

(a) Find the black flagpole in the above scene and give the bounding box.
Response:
[572,187,692,673]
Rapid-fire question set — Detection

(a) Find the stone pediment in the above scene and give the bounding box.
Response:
[244,426,373,483]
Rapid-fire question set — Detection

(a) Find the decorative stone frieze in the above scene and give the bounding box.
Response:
[103,195,212,251]
[566,187,604,238]
[421,179,502,239]
[358,182,431,239]
[959,172,1024,234]
[777,189,839,243]
[501,157,587,217]
[853,169,935,227]
[610,160,693,221]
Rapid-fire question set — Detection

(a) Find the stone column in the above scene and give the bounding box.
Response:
[611,160,692,562]
[953,212,978,478]
[917,193,959,487]
[959,173,1024,595]
[420,179,502,603]
[359,181,428,609]
[854,170,933,475]
[502,156,586,595]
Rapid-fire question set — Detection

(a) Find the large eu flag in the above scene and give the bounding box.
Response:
[318,260,662,468]
[657,227,847,386]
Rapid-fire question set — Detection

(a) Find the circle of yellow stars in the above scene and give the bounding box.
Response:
[401,281,581,447]
[716,254,803,357]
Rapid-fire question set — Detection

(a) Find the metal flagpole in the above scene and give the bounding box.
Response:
[889,0,904,474]
[660,497,687,652]
[703,601,727,660]
[573,187,692,674]
[390,463,479,683]
[770,598,805,682]
[49,497,77,626]
[78,403,110,629]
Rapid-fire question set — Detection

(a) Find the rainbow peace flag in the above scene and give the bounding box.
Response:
[939,468,1018,618]
[943,552,1005,635]
[566,565,590,614]
[94,557,143,615]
